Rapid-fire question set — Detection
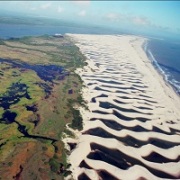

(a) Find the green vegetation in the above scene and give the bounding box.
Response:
[0,39,5,45]
[69,107,83,131]
[49,157,60,172]
[0,35,86,179]
[63,128,75,138]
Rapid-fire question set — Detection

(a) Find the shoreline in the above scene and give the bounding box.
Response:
[143,39,180,96]
[133,37,180,110]
[64,34,180,180]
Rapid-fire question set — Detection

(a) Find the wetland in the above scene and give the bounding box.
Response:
[0,35,86,179]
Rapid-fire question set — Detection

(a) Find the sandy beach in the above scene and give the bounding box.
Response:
[64,34,180,180]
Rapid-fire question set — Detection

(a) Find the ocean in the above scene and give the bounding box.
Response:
[144,39,180,95]
[0,23,117,39]
[0,23,179,95]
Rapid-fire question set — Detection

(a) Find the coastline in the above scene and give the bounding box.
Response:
[64,34,180,180]
[133,37,180,110]
[143,39,180,95]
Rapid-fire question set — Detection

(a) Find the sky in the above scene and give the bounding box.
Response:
[0,1,180,38]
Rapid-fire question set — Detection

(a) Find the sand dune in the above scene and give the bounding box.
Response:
[64,34,180,180]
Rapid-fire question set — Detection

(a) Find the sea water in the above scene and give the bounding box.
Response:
[144,38,180,95]
[0,23,118,39]
[0,23,179,95]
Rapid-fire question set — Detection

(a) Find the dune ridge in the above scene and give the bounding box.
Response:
[64,34,180,180]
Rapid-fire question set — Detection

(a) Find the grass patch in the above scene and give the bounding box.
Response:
[0,35,86,179]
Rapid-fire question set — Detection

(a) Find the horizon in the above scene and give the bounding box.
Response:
[0,1,180,41]
[0,1,180,180]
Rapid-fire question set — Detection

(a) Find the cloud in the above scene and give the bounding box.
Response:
[40,2,51,10]
[78,10,86,16]
[106,13,121,21]
[105,13,151,26]
[73,1,90,7]
[155,25,170,31]
[57,6,64,13]
[30,7,37,11]
[131,16,150,26]
[105,12,171,33]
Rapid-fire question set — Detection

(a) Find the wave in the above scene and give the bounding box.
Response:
[144,41,180,95]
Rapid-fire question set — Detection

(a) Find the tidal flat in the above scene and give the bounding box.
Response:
[0,35,86,179]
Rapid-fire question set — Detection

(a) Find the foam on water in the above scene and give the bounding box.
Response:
[144,41,180,95]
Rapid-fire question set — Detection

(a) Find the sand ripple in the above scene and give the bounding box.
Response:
[65,34,180,180]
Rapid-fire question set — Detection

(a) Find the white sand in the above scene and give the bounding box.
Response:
[64,34,180,180]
